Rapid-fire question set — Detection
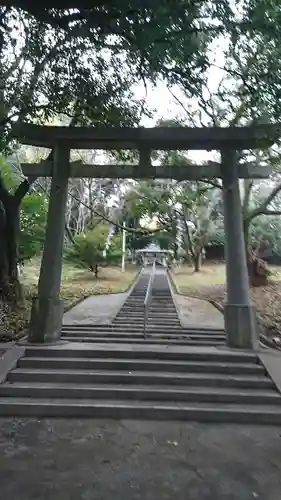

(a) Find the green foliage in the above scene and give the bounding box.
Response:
[152,231,173,250]
[207,229,225,247]
[0,1,229,152]
[19,192,48,261]
[250,216,281,254]
[0,156,48,262]
[0,156,22,192]
[129,234,154,252]
[64,226,122,275]
[207,216,281,256]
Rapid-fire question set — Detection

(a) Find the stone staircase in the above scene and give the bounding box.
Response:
[61,269,227,346]
[1,345,281,422]
[0,268,281,422]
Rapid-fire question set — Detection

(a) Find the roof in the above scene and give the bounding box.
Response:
[135,243,172,254]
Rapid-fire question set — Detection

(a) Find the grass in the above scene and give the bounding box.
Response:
[172,262,281,336]
[0,258,139,341]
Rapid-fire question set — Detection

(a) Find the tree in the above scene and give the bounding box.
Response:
[0,158,32,301]
[0,1,227,302]
[19,191,48,261]
[125,164,220,272]
[0,2,224,106]
[64,225,122,278]
[167,19,281,281]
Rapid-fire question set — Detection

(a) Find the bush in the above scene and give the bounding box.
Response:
[19,192,48,261]
[64,226,122,277]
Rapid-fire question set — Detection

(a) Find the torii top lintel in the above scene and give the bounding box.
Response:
[12,122,281,151]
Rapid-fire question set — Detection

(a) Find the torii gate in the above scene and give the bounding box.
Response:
[13,122,281,349]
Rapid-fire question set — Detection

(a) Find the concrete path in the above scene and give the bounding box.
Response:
[63,283,225,330]
[63,292,128,325]
[173,293,225,330]
[0,417,281,499]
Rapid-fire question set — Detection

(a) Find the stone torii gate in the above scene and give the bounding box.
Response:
[13,122,281,349]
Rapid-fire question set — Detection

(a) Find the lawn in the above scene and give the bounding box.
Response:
[0,258,139,341]
[172,263,281,336]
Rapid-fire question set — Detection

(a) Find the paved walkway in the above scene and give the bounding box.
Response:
[0,417,281,499]
[173,294,224,330]
[62,289,224,330]
[63,292,128,325]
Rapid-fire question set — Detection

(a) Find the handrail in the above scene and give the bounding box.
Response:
[143,260,156,339]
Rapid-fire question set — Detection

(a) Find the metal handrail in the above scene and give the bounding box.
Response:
[143,260,156,339]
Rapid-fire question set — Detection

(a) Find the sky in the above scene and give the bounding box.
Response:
[133,34,228,164]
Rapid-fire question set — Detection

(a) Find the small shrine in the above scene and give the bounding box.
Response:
[135,243,173,267]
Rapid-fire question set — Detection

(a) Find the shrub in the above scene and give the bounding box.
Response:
[64,226,122,277]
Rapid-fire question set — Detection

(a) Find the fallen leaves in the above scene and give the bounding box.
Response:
[0,265,138,342]
[173,265,281,340]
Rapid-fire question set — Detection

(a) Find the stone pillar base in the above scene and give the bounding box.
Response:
[224,304,258,350]
[28,297,64,344]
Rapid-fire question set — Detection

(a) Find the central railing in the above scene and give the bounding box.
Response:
[143,260,156,339]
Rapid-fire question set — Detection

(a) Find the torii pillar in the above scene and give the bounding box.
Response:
[28,146,70,343]
[221,149,257,349]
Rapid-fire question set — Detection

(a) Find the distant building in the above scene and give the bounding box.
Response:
[135,243,173,267]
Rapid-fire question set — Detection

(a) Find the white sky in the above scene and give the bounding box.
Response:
[133,34,228,163]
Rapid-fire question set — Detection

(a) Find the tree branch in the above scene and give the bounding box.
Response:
[242,179,254,215]
[14,178,32,204]
[260,210,281,216]
[202,179,222,189]
[248,182,281,220]
[69,191,155,236]
[182,215,195,258]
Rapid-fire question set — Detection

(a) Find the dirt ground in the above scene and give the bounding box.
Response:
[1,418,281,500]
[0,261,138,341]
[172,264,281,336]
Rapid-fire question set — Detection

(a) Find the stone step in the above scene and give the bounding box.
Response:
[61,332,226,342]
[18,357,263,375]
[117,311,173,315]
[114,314,179,318]
[113,319,181,325]
[87,328,211,335]
[122,300,175,304]
[113,319,180,324]
[124,302,176,306]
[8,368,272,389]
[61,325,225,334]
[119,307,177,313]
[126,298,174,301]
[2,382,279,406]
[1,398,281,423]
[24,346,253,363]
[61,336,226,346]
[62,328,210,335]
[68,324,198,332]
[60,330,226,340]
[123,301,175,305]
[120,306,176,310]
[113,322,181,327]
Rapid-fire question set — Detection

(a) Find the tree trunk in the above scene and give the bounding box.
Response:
[0,178,31,304]
[243,217,270,286]
[94,264,99,279]
[0,200,9,295]
[243,218,250,261]
[192,250,201,272]
[0,197,21,302]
